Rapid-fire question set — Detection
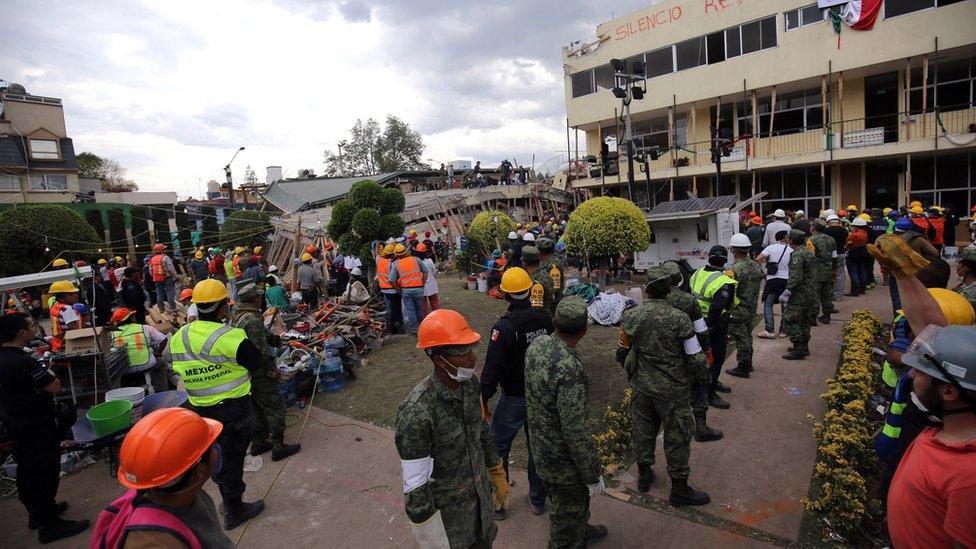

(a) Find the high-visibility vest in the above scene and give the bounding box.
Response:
[232,256,243,280]
[112,323,151,370]
[876,372,911,464]
[881,312,906,389]
[169,320,250,407]
[395,256,424,288]
[376,256,393,290]
[928,217,945,245]
[149,254,166,282]
[689,268,739,317]
[223,259,236,280]
[50,302,69,351]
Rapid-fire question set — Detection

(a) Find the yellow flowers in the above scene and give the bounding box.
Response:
[593,388,633,472]
[805,309,882,538]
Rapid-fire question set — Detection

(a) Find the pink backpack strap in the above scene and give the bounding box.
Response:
[124,506,202,549]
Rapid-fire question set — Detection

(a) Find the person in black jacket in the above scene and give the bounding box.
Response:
[481,267,554,518]
[119,267,148,324]
[81,276,111,327]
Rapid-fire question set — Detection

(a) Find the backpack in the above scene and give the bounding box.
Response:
[91,489,201,549]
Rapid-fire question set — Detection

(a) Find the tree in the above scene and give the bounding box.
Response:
[0,205,101,276]
[243,165,258,186]
[325,180,405,266]
[323,116,425,177]
[100,158,138,192]
[77,152,103,179]
[219,210,273,251]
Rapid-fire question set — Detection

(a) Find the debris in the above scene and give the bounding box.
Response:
[783,385,802,396]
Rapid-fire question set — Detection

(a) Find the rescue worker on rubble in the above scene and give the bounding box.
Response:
[724,234,764,380]
[168,279,266,529]
[536,237,563,307]
[111,307,168,392]
[525,297,608,547]
[149,243,178,312]
[389,243,429,336]
[661,261,722,442]
[297,252,322,307]
[231,281,301,462]
[481,267,553,519]
[522,246,555,315]
[688,246,736,409]
[48,281,82,353]
[376,242,404,334]
[619,266,711,506]
[782,230,818,360]
[395,309,509,548]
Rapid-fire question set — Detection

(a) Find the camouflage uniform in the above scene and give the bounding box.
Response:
[784,232,817,355]
[666,285,711,426]
[395,374,499,549]
[230,301,286,452]
[525,298,601,549]
[726,257,764,371]
[537,238,564,309]
[524,246,556,315]
[620,298,710,481]
[809,232,836,320]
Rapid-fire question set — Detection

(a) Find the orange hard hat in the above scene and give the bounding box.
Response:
[118,408,222,490]
[153,243,166,252]
[305,244,318,254]
[416,309,481,350]
[441,219,449,226]
[415,243,428,253]
[750,217,762,225]
[325,242,335,251]
[838,209,847,216]
[110,308,135,324]
[179,288,194,301]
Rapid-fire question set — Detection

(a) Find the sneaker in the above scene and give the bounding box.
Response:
[757,331,776,339]
[38,518,89,545]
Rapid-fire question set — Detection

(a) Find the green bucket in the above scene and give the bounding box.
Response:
[87,399,133,437]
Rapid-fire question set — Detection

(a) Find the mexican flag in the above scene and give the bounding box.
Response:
[840,0,882,30]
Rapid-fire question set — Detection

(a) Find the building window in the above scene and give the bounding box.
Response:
[706,31,726,64]
[736,87,826,138]
[29,139,60,160]
[886,0,965,18]
[29,174,68,191]
[785,4,826,30]
[909,56,976,113]
[757,167,829,216]
[909,152,974,221]
[675,36,706,71]
[725,27,741,58]
[0,175,22,191]
[571,70,594,98]
[594,65,614,91]
[645,46,674,78]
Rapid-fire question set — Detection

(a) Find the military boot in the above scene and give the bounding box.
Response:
[783,342,807,360]
[271,442,301,462]
[636,462,655,493]
[582,524,609,546]
[249,440,273,457]
[725,362,751,379]
[818,314,831,325]
[669,478,710,506]
[224,500,266,530]
[693,413,724,442]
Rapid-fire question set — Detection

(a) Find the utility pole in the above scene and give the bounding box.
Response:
[224,146,245,209]
[611,58,646,203]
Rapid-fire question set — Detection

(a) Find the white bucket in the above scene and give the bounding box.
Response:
[467,280,478,291]
[106,387,146,423]
[477,277,488,293]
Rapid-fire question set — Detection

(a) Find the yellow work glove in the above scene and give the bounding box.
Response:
[867,234,929,279]
[487,460,509,510]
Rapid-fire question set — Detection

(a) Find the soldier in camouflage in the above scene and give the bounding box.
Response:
[537,238,563,308]
[523,246,556,315]
[661,261,722,443]
[395,309,510,549]
[953,245,976,313]
[231,281,301,462]
[782,230,817,360]
[525,297,609,548]
[618,267,711,506]
[809,220,838,324]
[724,235,764,379]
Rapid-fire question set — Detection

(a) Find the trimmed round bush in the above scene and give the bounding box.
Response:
[328,200,357,238]
[379,213,405,240]
[351,208,381,240]
[348,180,384,209]
[466,210,516,255]
[563,197,650,257]
[337,232,362,257]
[379,187,406,214]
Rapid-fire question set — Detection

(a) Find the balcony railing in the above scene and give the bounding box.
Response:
[581,105,976,182]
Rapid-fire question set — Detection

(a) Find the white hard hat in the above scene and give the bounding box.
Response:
[523,232,536,243]
[268,265,278,273]
[351,267,362,276]
[729,233,751,248]
[851,217,868,227]
[826,214,841,222]
[823,209,836,218]
[773,209,786,218]
[507,231,518,240]
[795,210,805,217]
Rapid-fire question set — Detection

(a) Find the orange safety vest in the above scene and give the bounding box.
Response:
[232,256,243,280]
[149,254,166,282]
[50,302,69,351]
[911,216,930,236]
[929,217,945,245]
[377,256,393,290]
[395,256,424,288]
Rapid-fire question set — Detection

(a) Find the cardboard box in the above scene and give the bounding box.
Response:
[64,327,111,354]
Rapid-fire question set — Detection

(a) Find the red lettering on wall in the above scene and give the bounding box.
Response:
[612,6,683,40]
[705,0,742,14]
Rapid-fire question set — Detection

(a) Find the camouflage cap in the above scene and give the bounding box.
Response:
[522,245,541,264]
[554,297,588,332]
[661,261,683,285]
[236,281,262,301]
[788,229,807,243]
[961,245,976,262]
[645,266,672,294]
[536,237,555,253]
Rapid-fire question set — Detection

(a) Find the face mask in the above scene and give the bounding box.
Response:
[438,356,475,382]
[910,391,942,423]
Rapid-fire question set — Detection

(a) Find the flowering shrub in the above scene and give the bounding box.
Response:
[466,210,516,256]
[805,309,882,538]
[593,388,633,472]
[563,197,650,258]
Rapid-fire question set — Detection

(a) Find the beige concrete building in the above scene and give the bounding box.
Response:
[0,83,81,203]
[563,0,976,222]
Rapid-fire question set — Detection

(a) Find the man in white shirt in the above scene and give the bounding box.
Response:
[762,209,792,247]
[756,229,792,338]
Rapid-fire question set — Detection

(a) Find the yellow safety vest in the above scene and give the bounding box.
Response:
[112,323,151,371]
[881,312,906,389]
[170,320,250,407]
[689,268,739,317]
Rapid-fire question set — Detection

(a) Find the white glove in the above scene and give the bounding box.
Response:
[779,290,791,304]
[587,477,606,498]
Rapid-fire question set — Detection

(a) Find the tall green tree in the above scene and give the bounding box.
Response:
[322,115,425,177]
[0,205,101,276]
[77,152,104,179]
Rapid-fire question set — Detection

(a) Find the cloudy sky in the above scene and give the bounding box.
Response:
[1,0,650,196]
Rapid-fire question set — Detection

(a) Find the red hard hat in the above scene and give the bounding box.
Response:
[417,309,481,350]
[424,231,431,237]
[441,219,449,226]
[305,244,318,254]
[74,260,87,267]
[111,308,135,324]
[325,242,335,251]
[153,243,166,252]
[179,288,194,301]
[416,243,428,253]
[118,408,222,490]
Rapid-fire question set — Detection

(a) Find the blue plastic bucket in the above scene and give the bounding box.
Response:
[321,373,346,392]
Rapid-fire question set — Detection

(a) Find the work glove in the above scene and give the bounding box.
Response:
[779,290,791,304]
[487,460,510,510]
[868,234,929,279]
[704,348,714,366]
[587,477,606,498]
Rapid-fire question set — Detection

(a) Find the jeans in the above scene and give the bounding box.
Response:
[763,280,788,333]
[401,290,426,334]
[155,278,176,310]
[833,253,847,300]
[227,280,238,302]
[382,291,403,334]
[847,253,870,295]
[491,395,547,508]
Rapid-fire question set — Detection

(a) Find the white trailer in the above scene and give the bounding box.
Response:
[634,193,765,271]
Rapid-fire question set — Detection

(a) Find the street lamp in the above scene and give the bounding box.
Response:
[610,58,646,202]
[224,146,245,208]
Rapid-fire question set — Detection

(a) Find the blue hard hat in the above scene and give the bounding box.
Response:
[895,217,914,232]
[555,241,567,252]
[887,209,899,219]
[73,303,90,315]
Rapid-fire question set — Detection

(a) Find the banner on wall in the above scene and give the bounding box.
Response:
[817,0,849,7]
[840,0,883,30]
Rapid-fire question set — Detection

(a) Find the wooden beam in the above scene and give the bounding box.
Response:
[751,90,758,157]
[838,73,844,147]
[767,87,777,156]
[921,55,929,138]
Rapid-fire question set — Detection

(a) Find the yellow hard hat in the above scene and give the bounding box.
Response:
[97,258,108,265]
[49,280,79,294]
[394,244,407,256]
[194,250,204,259]
[52,258,69,268]
[300,252,313,262]
[928,288,976,326]
[910,205,925,214]
[234,246,245,254]
[883,207,892,216]
[847,204,858,211]
[909,200,922,209]
[383,243,396,256]
[191,279,229,304]
[500,267,533,294]
[858,213,871,221]
[253,246,262,254]
[408,229,417,236]
[114,256,123,262]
